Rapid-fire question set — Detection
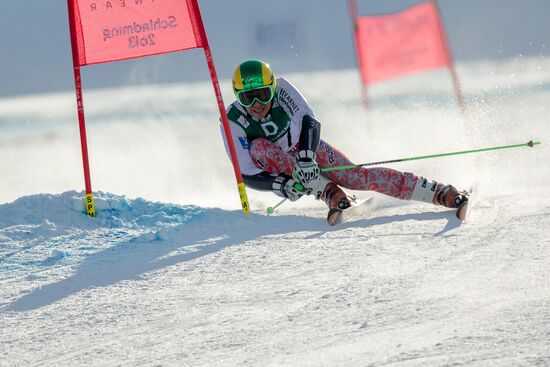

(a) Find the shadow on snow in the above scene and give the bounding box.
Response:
[6,207,461,312]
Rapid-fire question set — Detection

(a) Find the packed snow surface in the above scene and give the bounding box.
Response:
[1,58,549,366]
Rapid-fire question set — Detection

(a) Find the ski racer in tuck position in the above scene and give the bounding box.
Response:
[221,59,469,225]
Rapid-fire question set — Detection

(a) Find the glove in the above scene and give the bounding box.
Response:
[272,175,304,201]
[292,150,320,186]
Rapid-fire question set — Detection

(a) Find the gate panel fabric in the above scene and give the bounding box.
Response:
[356,1,449,84]
[68,0,204,66]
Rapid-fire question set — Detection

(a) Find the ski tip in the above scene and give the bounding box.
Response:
[455,200,469,221]
[327,208,343,226]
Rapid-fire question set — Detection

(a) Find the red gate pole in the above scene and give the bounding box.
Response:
[432,0,468,118]
[67,0,95,217]
[189,0,250,214]
[348,0,370,110]
[72,67,96,217]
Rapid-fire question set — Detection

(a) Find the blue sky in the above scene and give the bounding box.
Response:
[0,0,548,97]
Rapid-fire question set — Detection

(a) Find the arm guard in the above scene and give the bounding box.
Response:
[243,172,279,191]
[297,115,321,160]
[243,172,302,201]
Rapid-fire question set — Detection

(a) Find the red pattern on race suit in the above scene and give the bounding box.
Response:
[249,138,418,200]
[249,138,295,176]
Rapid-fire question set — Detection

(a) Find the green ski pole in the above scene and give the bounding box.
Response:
[266,198,286,215]
[266,140,540,214]
[321,140,541,173]
[266,182,305,215]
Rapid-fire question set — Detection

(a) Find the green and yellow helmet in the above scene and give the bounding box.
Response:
[232,59,277,107]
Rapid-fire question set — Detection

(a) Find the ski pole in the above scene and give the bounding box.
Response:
[266,198,287,215]
[266,140,540,214]
[321,140,541,172]
[266,182,305,214]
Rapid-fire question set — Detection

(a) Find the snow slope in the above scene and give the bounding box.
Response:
[1,57,549,366]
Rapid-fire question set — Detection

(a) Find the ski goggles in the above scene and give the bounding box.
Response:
[236,86,275,108]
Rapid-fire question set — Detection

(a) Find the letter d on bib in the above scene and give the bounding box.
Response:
[260,121,278,136]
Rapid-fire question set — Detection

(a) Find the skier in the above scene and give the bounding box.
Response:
[221,59,469,225]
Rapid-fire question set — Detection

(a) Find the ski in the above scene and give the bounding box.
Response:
[455,192,471,221]
[327,197,373,226]
[456,199,469,220]
[327,192,470,225]
[455,189,472,221]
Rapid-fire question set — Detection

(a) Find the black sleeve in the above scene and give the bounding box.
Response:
[243,172,281,191]
[298,115,321,158]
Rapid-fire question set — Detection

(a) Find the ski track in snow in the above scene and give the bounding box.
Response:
[1,59,550,366]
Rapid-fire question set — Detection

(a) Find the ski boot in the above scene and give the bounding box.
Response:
[433,184,470,220]
[322,182,353,225]
[411,177,470,220]
[305,175,353,225]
